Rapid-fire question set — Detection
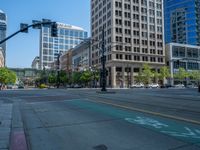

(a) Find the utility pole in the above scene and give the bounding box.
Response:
[101,27,107,91]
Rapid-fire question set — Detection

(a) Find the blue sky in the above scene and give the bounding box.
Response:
[1,0,90,68]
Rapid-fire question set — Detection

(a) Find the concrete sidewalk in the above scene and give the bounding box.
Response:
[0,104,12,150]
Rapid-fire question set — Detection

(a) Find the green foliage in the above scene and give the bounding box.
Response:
[134,65,170,85]
[48,74,56,85]
[59,71,68,85]
[152,70,160,83]
[72,72,82,84]
[0,67,17,85]
[135,71,143,83]
[37,68,48,85]
[71,69,99,86]
[39,84,48,89]
[174,68,189,81]
[80,70,92,85]
[159,66,170,80]
[141,64,153,84]
[189,70,200,83]
[93,70,100,81]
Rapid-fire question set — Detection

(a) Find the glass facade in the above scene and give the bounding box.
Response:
[164,0,200,45]
[40,23,88,69]
[0,10,6,62]
[170,44,200,70]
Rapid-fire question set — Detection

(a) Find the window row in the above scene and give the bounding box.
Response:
[115,54,164,62]
[115,1,162,9]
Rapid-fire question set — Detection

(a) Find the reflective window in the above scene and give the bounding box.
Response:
[79,32,83,37]
[43,37,48,42]
[65,29,69,36]
[43,27,49,33]
[60,29,65,35]
[59,39,64,43]
[70,30,74,36]
[49,38,53,42]
[74,31,78,37]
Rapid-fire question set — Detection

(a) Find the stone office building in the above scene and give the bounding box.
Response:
[91,0,165,87]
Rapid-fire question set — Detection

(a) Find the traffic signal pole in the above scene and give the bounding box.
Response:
[101,27,107,92]
[0,21,56,45]
[0,27,29,45]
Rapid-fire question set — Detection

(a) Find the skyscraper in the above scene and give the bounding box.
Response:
[0,9,6,65]
[164,0,200,45]
[39,22,88,69]
[91,0,165,88]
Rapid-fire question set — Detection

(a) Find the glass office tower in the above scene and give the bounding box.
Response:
[39,22,88,69]
[0,10,6,64]
[164,0,200,45]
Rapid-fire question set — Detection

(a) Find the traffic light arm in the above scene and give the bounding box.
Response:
[0,21,55,45]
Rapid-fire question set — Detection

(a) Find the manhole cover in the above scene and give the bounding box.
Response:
[93,144,108,150]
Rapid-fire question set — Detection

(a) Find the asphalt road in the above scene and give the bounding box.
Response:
[0,88,200,150]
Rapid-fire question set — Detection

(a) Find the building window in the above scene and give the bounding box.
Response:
[134,56,140,61]
[125,55,131,60]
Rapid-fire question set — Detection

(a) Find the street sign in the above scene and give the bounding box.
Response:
[20,23,28,33]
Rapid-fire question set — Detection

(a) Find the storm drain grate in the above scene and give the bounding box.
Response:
[93,144,108,150]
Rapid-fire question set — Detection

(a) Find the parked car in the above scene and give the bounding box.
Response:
[160,84,173,88]
[131,83,144,88]
[7,84,18,89]
[150,83,160,88]
[74,84,82,88]
[147,83,160,88]
[186,84,197,88]
[18,85,24,89]
[174,84,185,88]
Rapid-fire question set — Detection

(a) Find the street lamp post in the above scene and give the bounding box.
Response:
[101,27,107,92]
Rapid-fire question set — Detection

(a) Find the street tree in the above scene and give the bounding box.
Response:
[48,74,56,86]
[135,71,143,84]
[189,70,200,85]
[59,71,68,86]
[72,72,82,85]
[159,66,171,85]
[0,68,17,88]
[80,70,92,87]
[141,64,153,84]
[152,70,160,83]
[174,68,189,84]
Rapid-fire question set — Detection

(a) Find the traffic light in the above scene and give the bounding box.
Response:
[32,20,42,29]
[51,22,58,37]
[20,23,28,33]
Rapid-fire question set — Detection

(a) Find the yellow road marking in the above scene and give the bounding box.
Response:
[87,99,200,125]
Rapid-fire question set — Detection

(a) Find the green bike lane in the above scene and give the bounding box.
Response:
[67,98,200,147]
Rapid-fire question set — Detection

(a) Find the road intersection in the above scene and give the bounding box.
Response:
[0,88,200,150]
